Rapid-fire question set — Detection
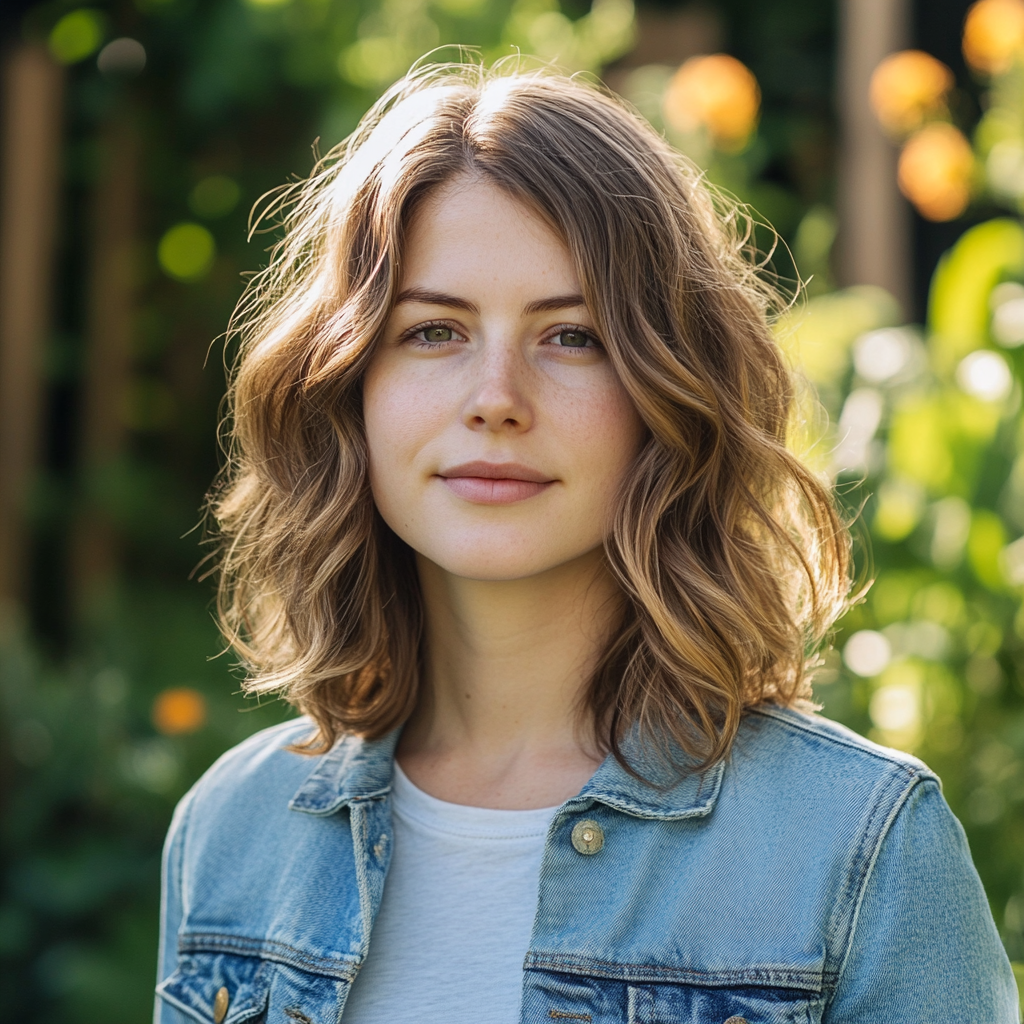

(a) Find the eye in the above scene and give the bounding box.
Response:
[551,328,598,349]
[420,326,454,343]
[403,322,463,347]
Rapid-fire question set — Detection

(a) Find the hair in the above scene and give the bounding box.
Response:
[211,58,851,773]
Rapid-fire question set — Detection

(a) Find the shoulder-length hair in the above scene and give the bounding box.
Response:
[213,60,851,771]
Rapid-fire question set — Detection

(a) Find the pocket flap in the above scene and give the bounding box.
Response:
[157,952,271,1024]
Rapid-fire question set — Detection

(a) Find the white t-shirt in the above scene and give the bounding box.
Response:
[341,762,559,1024]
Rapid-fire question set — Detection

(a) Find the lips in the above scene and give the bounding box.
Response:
[437,461,555,504]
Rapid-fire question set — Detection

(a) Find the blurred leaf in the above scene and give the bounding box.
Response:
[929,218,1024,372]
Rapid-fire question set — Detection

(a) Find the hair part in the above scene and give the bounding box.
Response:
[211,59,851,775]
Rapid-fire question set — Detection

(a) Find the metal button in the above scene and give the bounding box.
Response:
[723,1017,749,1024]
[570,819,604,855]
[213,986,230,1024]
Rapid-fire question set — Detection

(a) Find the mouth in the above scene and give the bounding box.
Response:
[436,461,556,505]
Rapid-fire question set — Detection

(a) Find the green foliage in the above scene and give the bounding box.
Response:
[784,220,1024,965]
[0,593,291,1021]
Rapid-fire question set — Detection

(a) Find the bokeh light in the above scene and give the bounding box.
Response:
[985,139,1024,200]
[897,123,974,221]
[843,629,893,676]
[990,282,1024,347]
[870,671,922,733]
[152,687,208,736]
[1002,535,1024,585]
[157,223,217,282]
[963,0,1024,76]
[873,479,926,541]
[189,176,241,219]
[48,9,104,65]
[853,327,916,383]
[869,50,954,136]
[663,54,760,150]
[97,38,146,78]
[832,387,883,474]
[957,349,1014,401]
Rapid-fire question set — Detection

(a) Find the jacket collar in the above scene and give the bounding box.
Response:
[289,727,723,821]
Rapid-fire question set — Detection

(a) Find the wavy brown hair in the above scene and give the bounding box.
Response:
[212,60,851,771]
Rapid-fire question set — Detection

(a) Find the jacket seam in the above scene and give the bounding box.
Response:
[176,784,199,924]
[748,707,933,778]
[825,773,934,1007]
[177,932,360,980]
[525,952,828,992]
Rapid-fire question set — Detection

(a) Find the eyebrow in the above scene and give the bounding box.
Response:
[394,287,587,316]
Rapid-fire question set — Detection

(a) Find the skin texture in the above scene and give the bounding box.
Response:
[363,175,646,808]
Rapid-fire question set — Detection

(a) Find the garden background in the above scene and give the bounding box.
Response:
[1,0,1023,1019]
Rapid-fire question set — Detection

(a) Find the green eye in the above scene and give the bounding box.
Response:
[423,326,453,343]
[556,329,592,348]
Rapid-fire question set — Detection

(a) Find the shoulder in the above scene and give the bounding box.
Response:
[721,704,940,851]
[736,702,935,784]
[172,717,322,832]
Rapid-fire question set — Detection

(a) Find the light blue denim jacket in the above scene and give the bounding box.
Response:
[155,705,1019,1024]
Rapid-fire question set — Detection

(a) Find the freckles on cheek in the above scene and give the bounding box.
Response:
[561,383,643,467]
[365,373,448,473]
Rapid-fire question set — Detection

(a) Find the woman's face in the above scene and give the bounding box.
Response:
[363,175,645,581]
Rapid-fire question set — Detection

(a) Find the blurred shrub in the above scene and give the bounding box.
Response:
[0,592,291,1021]
[780,224,1024,963]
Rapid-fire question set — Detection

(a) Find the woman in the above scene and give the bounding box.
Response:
[155,63,1018,1024]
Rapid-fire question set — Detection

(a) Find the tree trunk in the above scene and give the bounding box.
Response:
[0,45,64,616]
[71,113,138,614]
[837,0,913,316]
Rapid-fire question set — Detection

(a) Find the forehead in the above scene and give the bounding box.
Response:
[400,175,580,295]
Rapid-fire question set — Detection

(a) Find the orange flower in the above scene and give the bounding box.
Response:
[663,54,760,150]
[869,51,954,136]
[897,124,975,221]
[963,0,1024,75]
[152,687,208,735]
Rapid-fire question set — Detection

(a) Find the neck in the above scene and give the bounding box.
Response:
[396,547,621,808]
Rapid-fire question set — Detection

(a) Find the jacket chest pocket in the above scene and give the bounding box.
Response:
[157,951,348,1024]
[526,971,821,1024]
[158,953,271,1024]
[626,983,819,1024]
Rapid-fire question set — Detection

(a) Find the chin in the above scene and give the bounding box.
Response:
[418,535,585,583]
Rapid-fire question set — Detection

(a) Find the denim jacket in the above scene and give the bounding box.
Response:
[155,705,1019,1024]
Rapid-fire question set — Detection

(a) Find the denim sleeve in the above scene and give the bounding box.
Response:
[827,777,1020,1023]
[153,787,197,1024]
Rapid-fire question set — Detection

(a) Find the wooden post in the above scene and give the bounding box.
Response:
[71,113,137,612]
[837,0,913,315]
[0,45,64,613]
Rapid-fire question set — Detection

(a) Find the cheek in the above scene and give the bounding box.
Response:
[562,377,645,490]
[362,358,448,496]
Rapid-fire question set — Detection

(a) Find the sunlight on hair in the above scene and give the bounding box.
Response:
[214,62,853,772]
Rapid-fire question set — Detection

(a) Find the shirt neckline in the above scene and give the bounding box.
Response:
[390,762,561,839]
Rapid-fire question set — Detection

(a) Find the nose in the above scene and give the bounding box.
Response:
[461,343,533,433]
